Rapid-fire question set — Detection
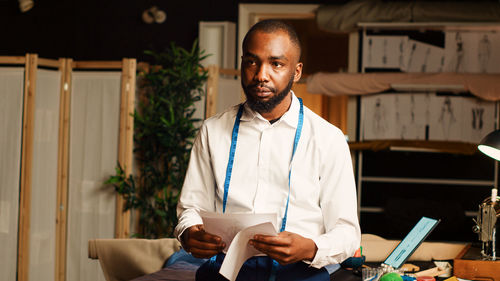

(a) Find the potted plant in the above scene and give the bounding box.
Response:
[106,41,208,238]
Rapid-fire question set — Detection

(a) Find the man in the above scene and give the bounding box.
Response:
[174,19,360,280]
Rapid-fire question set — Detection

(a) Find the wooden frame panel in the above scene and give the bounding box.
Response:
[115,58,136,238]
[0,56,26,64]
[55,58,72,281]
[72,61,123,69]
[17,53,38,281]
[205,65,220,118]
[38,58,62,69]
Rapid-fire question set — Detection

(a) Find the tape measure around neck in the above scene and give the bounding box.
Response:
[222,98,304,233]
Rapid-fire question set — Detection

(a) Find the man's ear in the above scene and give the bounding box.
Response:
[293,62,303,83]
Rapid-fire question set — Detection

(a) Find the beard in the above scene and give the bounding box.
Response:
[242,74,295,114]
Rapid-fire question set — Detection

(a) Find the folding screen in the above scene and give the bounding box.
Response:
[28,68,62,281]
[66,71,121,281]
[0,66,25,281]
[0,55,135,281]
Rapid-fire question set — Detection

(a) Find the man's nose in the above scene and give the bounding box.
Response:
[254,64,270,82]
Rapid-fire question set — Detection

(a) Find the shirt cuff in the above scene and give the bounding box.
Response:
[308,235,347,268]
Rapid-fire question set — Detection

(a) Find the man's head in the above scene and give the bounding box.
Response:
[240,20,303,118]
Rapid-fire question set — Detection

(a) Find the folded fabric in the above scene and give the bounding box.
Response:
[88,238,181,281]
[307,72,500,101]
[361,234,466,262]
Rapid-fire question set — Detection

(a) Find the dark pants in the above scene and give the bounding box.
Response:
[196,253,330,281]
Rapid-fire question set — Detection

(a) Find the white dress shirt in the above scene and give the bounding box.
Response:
[175,93,361,268]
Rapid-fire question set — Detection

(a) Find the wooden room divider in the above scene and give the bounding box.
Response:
[0,55,135,281]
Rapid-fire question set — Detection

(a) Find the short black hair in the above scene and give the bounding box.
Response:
[242,19,302,59]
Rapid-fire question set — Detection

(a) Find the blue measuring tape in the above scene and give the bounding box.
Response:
[220,98,304,281]
[222,105,244,213]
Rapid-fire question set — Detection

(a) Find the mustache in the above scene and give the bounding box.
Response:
[246,83,277,93]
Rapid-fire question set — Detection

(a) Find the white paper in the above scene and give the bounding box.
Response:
[444,31,500,73]
[200,211,277,251]
[403,40,445,73]
[219,222,277,281]
[363,35,409,69]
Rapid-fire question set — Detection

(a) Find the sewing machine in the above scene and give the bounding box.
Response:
[472,188,499,260]
[454,188,500,281]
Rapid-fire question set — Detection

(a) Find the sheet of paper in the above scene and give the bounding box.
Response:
[219,222,277,281]
[200,211,277,251]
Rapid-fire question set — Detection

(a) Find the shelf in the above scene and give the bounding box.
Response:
[348,140,478,155]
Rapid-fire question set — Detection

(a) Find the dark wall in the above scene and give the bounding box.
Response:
[0,0,346,61]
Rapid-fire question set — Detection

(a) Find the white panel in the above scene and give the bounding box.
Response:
[200,26,223,67]
[199,21,236,69]
[217,76,242,114]
[0,67,24,281]
[67,72,121,281]
[28,69,61,281]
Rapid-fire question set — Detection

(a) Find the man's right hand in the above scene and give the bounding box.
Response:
[181,224,226,258]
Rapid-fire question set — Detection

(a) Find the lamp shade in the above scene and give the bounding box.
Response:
[478,129,500,161]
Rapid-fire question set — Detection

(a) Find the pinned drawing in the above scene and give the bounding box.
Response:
[444,31,500,73]
[406,42,417,71]
[367,38,373,65]
[363,36,408,69]
[362,93,427,140]
[438,97,457,140]
[462,98,496,143]
[399,38,405,69]
[394,96,405,139]
[403,40,444,73]
[372,97,388,138]
[478,34,491,73]
[421,48,431,73]
[454,32,465,72]
[382,38,388,65]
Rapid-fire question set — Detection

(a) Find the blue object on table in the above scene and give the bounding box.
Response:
[340,255,365,269]
[163,248,207,268]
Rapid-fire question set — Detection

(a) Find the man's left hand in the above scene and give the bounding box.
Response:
[249,231,317,265]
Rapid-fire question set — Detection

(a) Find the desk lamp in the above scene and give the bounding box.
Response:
[476,130,500,260]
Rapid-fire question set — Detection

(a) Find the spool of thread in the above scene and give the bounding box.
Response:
[380,272,403,281]
[416,276,435,281]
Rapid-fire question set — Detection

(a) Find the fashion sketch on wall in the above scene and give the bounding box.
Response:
[362,35,409,70]
[428,96,496,142]
[402,40,445,73]
[444,31,500,73]
[363,94,496,143]
[361,93,427,140]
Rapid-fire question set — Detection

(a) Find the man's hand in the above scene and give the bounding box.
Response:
[249,231,317,265]
[182,224,226,258]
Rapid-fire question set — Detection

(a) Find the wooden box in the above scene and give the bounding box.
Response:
[454,244,500,281]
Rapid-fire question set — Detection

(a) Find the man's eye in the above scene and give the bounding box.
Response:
[244,59,256,65]
[272,62,283,68]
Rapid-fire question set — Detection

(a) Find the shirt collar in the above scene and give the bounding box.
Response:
[240,91,300,128]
